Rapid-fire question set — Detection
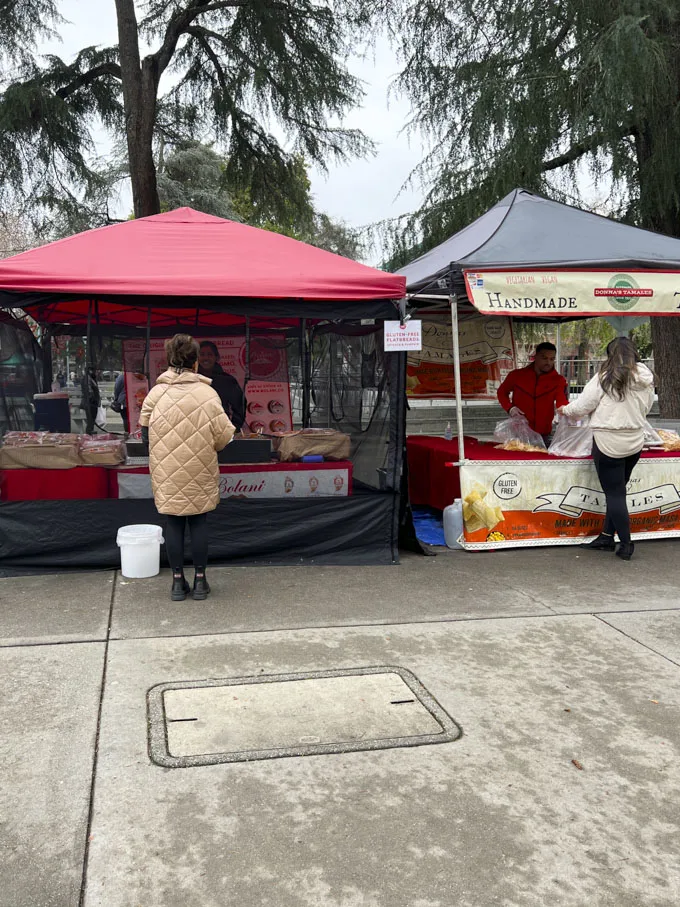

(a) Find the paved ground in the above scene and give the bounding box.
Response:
[2,541,680,907]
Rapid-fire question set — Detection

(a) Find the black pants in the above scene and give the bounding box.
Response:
[165,513,209,572]
[592,442,641,545]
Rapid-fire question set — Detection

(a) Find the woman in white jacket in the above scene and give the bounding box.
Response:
[558,337,654,561]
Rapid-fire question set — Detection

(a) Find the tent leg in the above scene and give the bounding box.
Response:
[301,319,310,428]
[144,306,152,384]
[449,296,465,462]
[41,326,53,393]
[244,316,251,407]
[556,323,561,373]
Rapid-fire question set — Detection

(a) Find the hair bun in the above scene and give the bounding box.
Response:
[165,334,199,369]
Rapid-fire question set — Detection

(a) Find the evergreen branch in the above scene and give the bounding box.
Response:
[185,24,287,96]
[55,62,122,99]
[152,0,248,79]
[542,126,637,172]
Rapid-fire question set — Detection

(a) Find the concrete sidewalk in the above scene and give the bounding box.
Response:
[2,542,680,906]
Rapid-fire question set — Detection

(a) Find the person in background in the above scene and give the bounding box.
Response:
[197,340,246,430]
[140,334,235,602]
[56,371,66,389]
[80,366,101,434]
[558,337,654,561]
[497,342,569,445]
[111,372,129,433]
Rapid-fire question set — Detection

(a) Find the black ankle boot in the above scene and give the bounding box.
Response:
[581,533,616,551]
[616,542,635,561]
[171,571,191,601]
[192,569,211,601]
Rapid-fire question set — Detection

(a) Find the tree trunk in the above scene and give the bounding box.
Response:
[635,125,680,417]
[650,318,680,417]
[114,0,160,218]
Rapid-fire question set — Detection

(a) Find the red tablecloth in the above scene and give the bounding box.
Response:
[0,466,110,501]
[407,435,469,510]
[407,435,680,511]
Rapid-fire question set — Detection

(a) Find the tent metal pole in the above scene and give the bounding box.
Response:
[301,319,310,427]
[449,295,465,463]
[86,301,93,370]
[41,325,53,393]
[244,316,251,399]
[556,323,561,373]
[145,306,152,383]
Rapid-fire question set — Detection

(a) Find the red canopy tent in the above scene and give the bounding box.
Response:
[0,210,411,574]
[0,208,405,327]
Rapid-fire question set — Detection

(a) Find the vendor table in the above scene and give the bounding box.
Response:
[407,435,473,510]
[0,461,353,502]
[109,460,353,499]
[406,436,680,549]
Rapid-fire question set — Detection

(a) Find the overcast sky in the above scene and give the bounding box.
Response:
[40,1,426,237]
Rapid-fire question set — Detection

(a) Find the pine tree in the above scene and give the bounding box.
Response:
[0,0,380,226]
[158,141,365,258]
[393,0,680,415]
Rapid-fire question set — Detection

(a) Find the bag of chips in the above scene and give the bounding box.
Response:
[493,413,546,452]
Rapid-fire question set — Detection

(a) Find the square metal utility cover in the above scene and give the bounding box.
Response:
[147,666,461,767]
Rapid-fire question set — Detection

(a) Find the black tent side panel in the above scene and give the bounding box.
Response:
[0,491,399,576]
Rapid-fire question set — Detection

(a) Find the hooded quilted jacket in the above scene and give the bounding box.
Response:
[561,363,655,457]
[140,369,235,516]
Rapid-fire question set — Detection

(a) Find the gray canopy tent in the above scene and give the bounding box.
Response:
[398,188,680,460]
[399,188,680,297]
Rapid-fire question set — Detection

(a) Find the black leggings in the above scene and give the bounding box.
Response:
[592,442,641,545]
[165,513,209,572]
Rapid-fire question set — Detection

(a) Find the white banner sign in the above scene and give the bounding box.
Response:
[116,467,350,500]
[458,457,680,549]
[464,269,680,316]
[384,320,423,351]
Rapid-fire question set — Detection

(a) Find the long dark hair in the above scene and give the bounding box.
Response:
[599,337,641,400]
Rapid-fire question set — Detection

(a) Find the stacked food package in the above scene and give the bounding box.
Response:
[269,429,352,462]
[0,432,125,468]
[79,435,126,465]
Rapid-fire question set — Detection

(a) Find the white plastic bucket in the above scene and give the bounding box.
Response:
[116,524,164,578]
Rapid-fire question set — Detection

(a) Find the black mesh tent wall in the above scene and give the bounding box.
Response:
[0,314,408,576]
[0,312,42,437]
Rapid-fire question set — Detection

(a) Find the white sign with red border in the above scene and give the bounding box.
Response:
[113,465,351,499]
[384,320,423,351]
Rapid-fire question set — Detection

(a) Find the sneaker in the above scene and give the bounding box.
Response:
[616,542,635,561]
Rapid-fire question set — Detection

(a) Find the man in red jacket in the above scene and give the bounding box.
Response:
[497,342,569,444]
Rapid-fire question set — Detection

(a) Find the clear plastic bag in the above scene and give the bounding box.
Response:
[548,415,593,458]
[493,413,547,452]
[643,421,663,447]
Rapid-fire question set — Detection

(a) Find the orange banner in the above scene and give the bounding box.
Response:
[459,458,680,549]
[406,315,515,399]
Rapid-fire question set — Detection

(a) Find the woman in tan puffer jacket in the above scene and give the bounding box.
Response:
[140,334,235,601]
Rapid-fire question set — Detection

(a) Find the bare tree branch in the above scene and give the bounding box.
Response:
[542,126,637,172]
[55,62,122,99]
[151,0,248,80]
